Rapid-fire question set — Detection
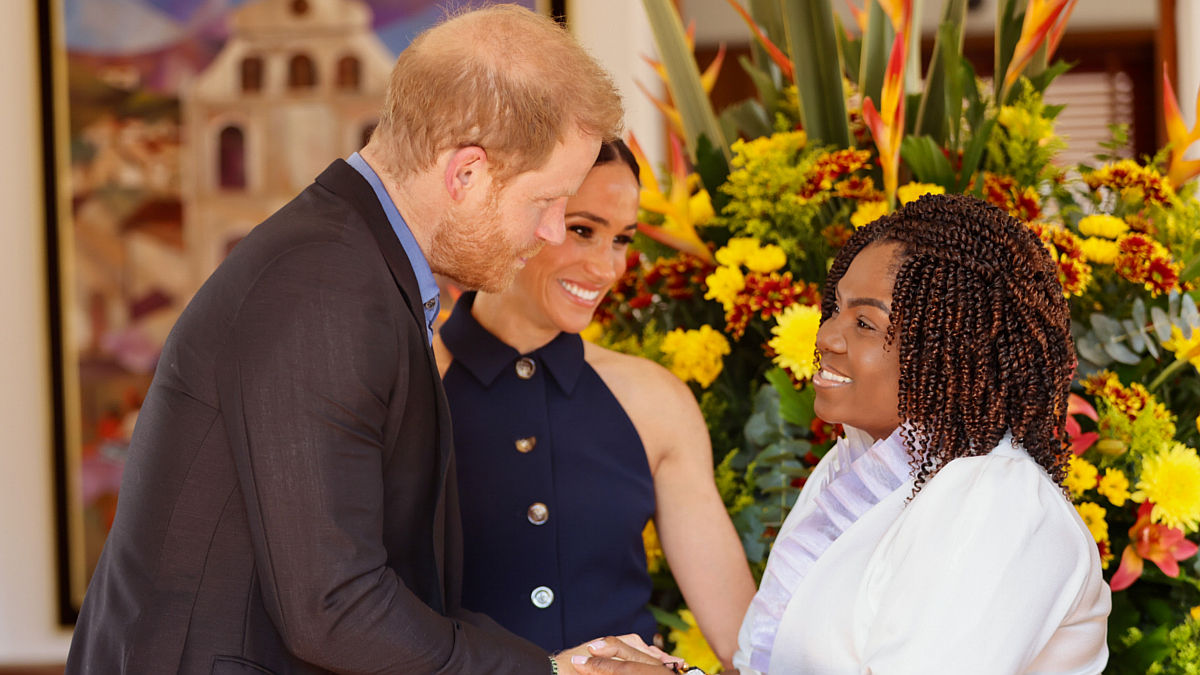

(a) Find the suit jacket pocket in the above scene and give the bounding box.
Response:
[212,656,277,675]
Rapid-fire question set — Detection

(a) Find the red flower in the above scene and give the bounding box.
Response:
[1065,393,1099,456]
[1110,501,1200,591]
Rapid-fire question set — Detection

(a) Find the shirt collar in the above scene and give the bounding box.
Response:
[440,292,586,394]
[346,152,440,341]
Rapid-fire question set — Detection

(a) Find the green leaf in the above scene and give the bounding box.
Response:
[648,604,691,631]
[857,0,892,110]
[756,468,794,493]
[764,368,815,427]
[834,15,861,85]
[748,0,787,69]
[754,442,791,464]
[1074,331,1113,368]
[738,55,782,120]
[1026,60,1075,97]
[641,0,731,161]
[744,411,775,448]
[914,0,967,144]
[993,0,1024,101]
[901,135,956,188]
[754,439,810,465]
[957,118,996,194]
[721,96,774,141]
[733,509,767,562]
[782,0,852,147]
[777,459,810,476]
[694,134,731,213]
[943,35,966,148]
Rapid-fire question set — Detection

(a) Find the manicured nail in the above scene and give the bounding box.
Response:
[572,655,588,664]
[588,640,607,650]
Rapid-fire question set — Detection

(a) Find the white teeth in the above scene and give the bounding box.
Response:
[559,280,600,302]
[819,369,852,384]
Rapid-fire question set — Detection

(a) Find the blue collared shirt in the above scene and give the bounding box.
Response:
[346,152,440,344]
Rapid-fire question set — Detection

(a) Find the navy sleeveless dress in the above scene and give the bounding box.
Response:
[440,292,658,652]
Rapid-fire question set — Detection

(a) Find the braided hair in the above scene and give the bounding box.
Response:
[822,193,1076,493]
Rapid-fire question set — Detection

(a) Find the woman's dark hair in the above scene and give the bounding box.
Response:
[595,139,640,185]
[822,193,1075,492]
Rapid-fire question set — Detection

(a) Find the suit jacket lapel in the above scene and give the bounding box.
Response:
[314,159,455,611]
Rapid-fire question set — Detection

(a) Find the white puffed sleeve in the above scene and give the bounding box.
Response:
[856,449,1110,674]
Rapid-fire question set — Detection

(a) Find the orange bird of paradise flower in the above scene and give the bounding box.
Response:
[627,133,716,263]
[1163,64,1200,188]
[1001,0,1077,101]
[862,34,906,203]
[861,0,911,204]
[723,0,794,80]
[1110,501,1200,591]
[638,21,726,140]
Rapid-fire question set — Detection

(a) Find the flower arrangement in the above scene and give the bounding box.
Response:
[604,0,1200,670]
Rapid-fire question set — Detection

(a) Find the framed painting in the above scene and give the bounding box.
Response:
[41,0,553,624]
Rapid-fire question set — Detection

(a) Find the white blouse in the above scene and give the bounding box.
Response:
[733,428,1111,674]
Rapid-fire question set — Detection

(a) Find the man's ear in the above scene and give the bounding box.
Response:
[444,146,489,201]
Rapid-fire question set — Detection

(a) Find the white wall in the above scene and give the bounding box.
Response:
[1179,1,1200,131]
[0,0,76,664]
[570,0,666,169]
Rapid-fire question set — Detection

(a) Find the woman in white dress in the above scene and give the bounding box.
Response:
[576,193,1111,674]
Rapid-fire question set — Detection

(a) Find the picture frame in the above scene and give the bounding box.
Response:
[41,0,552,624]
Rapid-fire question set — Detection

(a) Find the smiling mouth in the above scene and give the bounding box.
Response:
[815,368,853,385]
[558,279,602,303]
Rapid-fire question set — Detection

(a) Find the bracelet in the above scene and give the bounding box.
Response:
[549,654,559,674]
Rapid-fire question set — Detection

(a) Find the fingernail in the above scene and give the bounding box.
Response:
[572,655,588,664]
[588,640,606,650]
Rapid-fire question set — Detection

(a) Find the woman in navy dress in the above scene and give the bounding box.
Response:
[433,140,755,669]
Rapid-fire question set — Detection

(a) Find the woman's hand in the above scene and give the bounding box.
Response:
[553,634,676,674]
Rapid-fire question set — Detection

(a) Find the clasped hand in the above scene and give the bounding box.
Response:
[553,634,686,674]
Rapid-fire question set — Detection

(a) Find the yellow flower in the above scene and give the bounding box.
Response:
[1075,501,1109,543]
[768,304,822,381]
[851,200,888,229]
[715,238,762,268]
[1079,237,1120,265]
[896,182,946,205]
[704,266,746,311]
[642,520,665,574]
[661,326,730,389]
[1163,325,1200,373]
[997,105,1055,142]
[668,609,722,674]
[1078,214,1130,239]
[1131,442,1200,533]
[579,322,604,343]
[744,244,787,273]
[1097,468,1131,507]
[1192,605,1200,622]
[1064,455,1099,497]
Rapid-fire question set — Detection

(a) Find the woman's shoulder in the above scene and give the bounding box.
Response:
[583,340,695,406]
[911,441,1093,548]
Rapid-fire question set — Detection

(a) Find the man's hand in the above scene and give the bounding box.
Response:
[553,634,678,674]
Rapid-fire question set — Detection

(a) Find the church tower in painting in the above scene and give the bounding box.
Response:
[180,0,394,287]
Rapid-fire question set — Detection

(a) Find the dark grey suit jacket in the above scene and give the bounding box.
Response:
[66,160,548,674]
